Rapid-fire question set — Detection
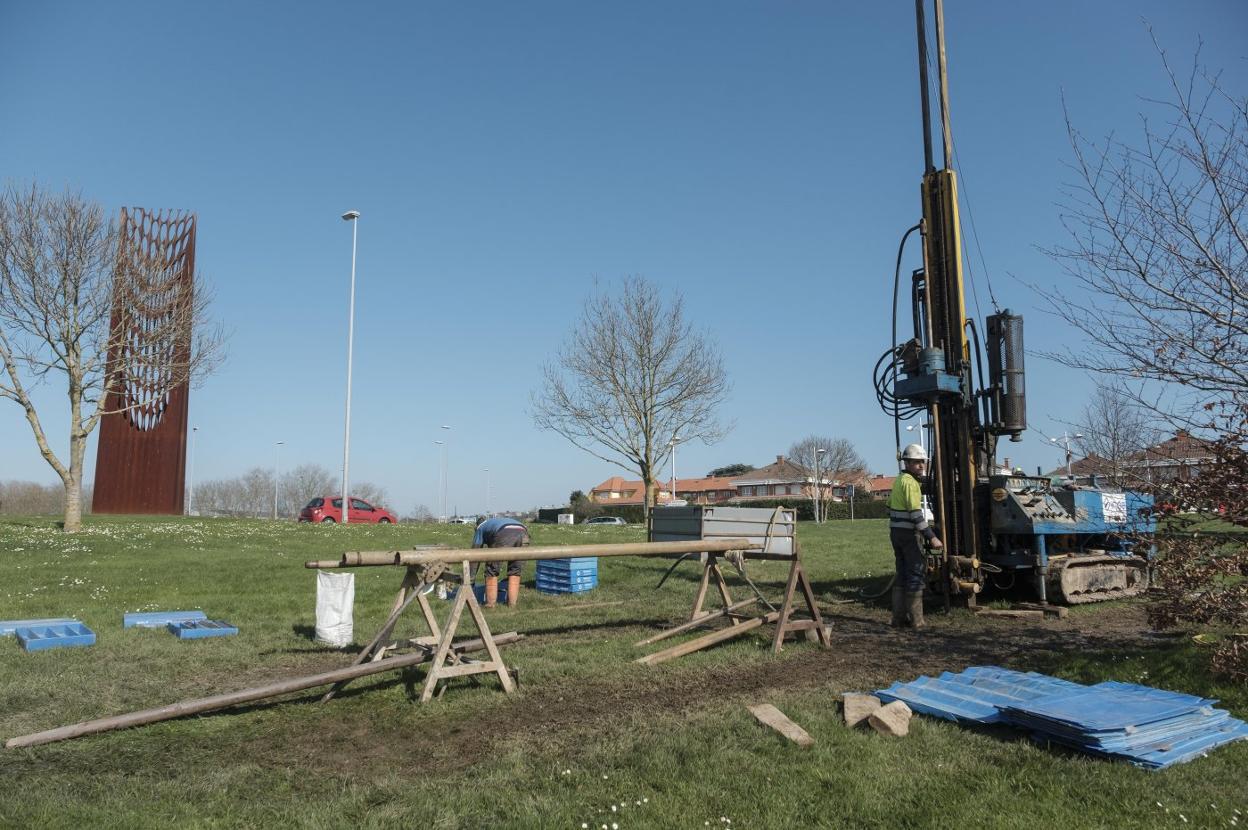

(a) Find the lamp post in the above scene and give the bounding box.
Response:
[907,422,932,522]
[187,426,198,516]
[272,441,284,520]
[440,424,451,520]
[667,435,683,504]
[340,209,360,524]
[906,421,929,456]
[434,440,446,522]
[1051,431,1084,478]
[813,447,826,524]
[483,467,491,517]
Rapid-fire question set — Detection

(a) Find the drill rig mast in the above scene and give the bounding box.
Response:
[877,0,1151,607]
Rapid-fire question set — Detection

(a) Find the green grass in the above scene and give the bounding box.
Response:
[1,516,1245,828]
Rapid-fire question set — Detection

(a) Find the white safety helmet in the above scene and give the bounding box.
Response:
[900,443,928,462]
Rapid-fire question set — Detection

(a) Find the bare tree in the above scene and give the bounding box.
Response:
[0,480,65,515]
[788,435,866,521]
[532,276,730,519]
[0,183,222,531]
[405,503,435,523]
[1039,33,1247,417]
[1066,383,1161,486]
[349,481,389,508]
[280,463,337,517]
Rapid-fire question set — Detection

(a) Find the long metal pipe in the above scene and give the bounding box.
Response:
[306,538,755,570]
[933,0,954,168]
[914,0,934,173]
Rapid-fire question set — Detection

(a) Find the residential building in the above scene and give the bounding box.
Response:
[588,475,737,506]
[1052,430,1217,486]
[730,455,822,502]
[866,473,896,499]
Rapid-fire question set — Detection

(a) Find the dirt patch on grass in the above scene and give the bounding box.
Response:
[263,599,1162,780]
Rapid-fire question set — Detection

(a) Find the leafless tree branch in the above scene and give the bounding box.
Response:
[531,276,731,518]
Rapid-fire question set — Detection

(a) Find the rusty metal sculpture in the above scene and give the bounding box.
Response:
[92,208,196,515]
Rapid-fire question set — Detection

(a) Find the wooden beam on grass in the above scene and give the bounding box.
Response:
[5,632,522,750]
[636,612,780,665]
[748,703,815,747]
[633,597,759,647]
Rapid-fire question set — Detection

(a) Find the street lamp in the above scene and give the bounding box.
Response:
[434,440,446,522]
[1051,431,1085,477]
[906,422,929,456]
[340,209,360,524]
[906,422,933,522]
[187,426,198,516]
[440,425,451,521]
[813,447,826,524]
[667,435,683,503]
[272,441,284,520]
[483,467,491,517]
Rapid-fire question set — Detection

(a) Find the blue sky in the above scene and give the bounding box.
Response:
[2,1,1246,516]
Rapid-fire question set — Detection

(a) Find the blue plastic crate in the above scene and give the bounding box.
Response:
[538,557,599,570]
[536,569,598,582]
[16,622,96,652]
[536,575,598,594]
[124,610,207,629]
[536,562,597,578]
[167,619,238,639]
[537,561,598,577]
[536,569,598,586]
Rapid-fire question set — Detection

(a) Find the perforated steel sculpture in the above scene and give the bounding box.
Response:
[92,208,196,515]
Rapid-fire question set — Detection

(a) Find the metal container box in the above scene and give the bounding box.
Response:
[648,505,796,556]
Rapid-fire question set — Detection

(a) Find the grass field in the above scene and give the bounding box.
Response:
[1,516,1245,829]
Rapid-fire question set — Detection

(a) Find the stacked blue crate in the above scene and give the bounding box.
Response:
[536,557,598,594]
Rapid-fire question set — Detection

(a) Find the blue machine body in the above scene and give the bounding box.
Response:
[979,474,1155,602]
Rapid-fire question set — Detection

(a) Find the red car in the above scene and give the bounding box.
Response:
[299,496,396,524]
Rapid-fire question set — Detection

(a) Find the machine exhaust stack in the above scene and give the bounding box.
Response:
[986,311,1026,441]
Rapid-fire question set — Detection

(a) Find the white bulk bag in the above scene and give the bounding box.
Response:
[314,571,355,647]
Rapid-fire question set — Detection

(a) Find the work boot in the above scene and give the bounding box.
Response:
[890,586,907,627]
[507,575,520,608]
[484,576,498,608]
[906,592,926,629]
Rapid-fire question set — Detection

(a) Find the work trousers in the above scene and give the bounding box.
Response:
[480,526,529,578]
[890,527,927,593]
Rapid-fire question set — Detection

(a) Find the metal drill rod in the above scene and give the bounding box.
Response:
[305,538,755,570]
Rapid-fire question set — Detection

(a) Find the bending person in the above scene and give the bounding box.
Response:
[471,517,531,608]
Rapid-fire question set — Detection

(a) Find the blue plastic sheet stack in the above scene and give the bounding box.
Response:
[877,666,1248,769]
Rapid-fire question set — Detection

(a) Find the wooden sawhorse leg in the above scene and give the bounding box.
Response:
[420,560,515,703]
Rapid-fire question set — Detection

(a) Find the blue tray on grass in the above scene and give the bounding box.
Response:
[167,619,238,639]
[16,622,96,652]
[124,610,207,629]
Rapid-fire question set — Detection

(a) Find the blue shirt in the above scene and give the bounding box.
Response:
[472,517,527,548]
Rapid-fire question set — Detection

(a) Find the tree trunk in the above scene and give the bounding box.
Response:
[62,434,86,533]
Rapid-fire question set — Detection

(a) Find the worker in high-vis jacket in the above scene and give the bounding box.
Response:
[472,517,531,608]
[888,443,943,628]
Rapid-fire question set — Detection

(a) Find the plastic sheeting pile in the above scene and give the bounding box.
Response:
[876,666,1248,769]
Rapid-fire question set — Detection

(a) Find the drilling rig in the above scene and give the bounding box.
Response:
[875,0,1154,607]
